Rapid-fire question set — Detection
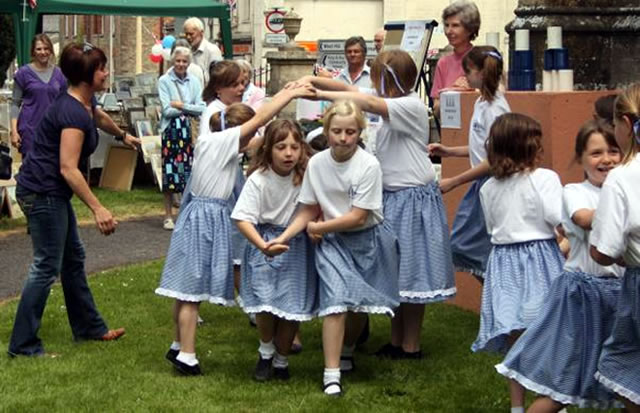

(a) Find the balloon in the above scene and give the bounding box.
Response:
[162,35,176,49]
[149,53,162,63]
[162,48,172,61]
[151,43,163,56]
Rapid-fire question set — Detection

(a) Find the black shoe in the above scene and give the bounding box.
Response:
[273,366,290,381]
[356,315,370,346]
[400,349,423,360]
[253,357,273,381]
[323,381,343,397]
[339,355,355,373]
[165,348,179,363]
[373,343,403,359]
[170,357,202,376]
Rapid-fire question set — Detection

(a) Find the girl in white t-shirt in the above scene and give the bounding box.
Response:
[590,85,640,412]
[295,49,455,360]
[155,85,313,376]
[428,46,511,281]
[472,113,565,411]
[496,120,623,412]
[231,119,317,382]
[267,101,400,396]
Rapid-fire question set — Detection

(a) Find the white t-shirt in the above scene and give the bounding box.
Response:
[189,126,240,199]
[469,92,511,168]
[231,168,300,226]
[199,99,226,137]
[591,154,640,267]
[299,147,384,231]
[480,168,562,245]
[562,181,624,277]
[375,93,436,191]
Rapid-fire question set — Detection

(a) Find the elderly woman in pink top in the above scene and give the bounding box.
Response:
[431,0,481,115]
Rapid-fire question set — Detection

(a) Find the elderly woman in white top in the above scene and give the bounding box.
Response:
[157,45,206,230]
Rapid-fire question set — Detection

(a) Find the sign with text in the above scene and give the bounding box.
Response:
[265,10,285,33]
[440,91,462,129]
[316,39,377,71]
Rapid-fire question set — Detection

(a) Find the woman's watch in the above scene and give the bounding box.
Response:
[115,131,126,142]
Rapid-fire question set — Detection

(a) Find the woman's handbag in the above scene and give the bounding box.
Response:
[0,142,12,180]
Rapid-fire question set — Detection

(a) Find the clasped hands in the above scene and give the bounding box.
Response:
[262,221,323,257]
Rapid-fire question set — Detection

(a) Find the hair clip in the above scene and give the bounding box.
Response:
[484,51,502,61]
[380,64,405,96]
[634,118,640,144]
[83,42,95,53]
[220,110,226,131]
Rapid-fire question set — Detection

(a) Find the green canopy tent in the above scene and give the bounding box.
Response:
[1,0,233,66]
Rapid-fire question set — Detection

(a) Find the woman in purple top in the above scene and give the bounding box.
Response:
[8,43,141,357]
[10,34,67,156]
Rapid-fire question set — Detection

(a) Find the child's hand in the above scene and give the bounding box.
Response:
[428,143,451,157]
[306,221,323,238]
[263,243,290,257]
[290,83,316,99]
[439,177,457,194]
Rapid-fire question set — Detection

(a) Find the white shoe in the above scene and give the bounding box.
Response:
[163,218,175,230]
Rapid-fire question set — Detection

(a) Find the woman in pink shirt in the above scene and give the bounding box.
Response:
[431,0,481,115]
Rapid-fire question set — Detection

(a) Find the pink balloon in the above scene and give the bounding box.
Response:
[149,53,162,63]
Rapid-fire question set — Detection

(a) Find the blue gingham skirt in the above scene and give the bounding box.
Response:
[156,196,235,306]
[240,224,318,321]
[595,267,640,405]
[384,183,456,303]
[315,222,400,317]
[230,164,248,266]
[471,239,565,353]
[450,177,491,278]
[496,271,622,409]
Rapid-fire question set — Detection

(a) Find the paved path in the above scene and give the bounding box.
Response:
[0,216,171,300]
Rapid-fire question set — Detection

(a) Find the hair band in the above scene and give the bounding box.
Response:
[484,51,502,61]
[220,110,226,131]
[634,118,640,145]
[380,64,405,96]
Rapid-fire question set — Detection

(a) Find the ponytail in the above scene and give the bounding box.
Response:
[462,46,503,102]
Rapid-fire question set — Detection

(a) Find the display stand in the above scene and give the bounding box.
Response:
[382,20,438,94]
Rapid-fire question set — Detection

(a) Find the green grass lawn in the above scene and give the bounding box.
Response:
[0,261,619,412]
[0,186,164,232]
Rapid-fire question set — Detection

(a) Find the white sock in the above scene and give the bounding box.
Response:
[170,341,181,351]
[510,407,524,413]
[176,351,199,366]
[258,340,276,360]
[323,368,341,395]
[340,344,355,371]
[273,352,288,369]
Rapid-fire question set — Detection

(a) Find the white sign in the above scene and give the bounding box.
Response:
[316,39,377,71]
[265,33,287,45]
[401,21,426,52]
[440,91,462,129]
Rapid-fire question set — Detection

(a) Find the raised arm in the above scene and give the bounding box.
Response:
[316,89,389,119]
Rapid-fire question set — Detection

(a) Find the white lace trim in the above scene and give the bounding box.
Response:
[496,364,620,409]
[155,288,236,307]
[455,266,485,278]
[595,372,640,405]
[318,305,394,318]
[400,287,457,302]
[241,305,316,322]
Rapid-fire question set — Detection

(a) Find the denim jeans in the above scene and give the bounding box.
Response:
[8,184,108,356]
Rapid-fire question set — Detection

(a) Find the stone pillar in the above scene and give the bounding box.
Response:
[265,50,317,119]
[505,0,640,89]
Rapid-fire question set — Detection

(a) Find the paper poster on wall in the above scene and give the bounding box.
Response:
[400,21,426,52]
[440,91,462,129]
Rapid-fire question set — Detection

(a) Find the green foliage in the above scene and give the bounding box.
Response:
[0,14,16,88]
[0,261,617,412]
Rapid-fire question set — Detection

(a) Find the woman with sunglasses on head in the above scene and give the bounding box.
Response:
[8,43,140,357]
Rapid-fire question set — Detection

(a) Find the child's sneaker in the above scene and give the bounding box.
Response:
[253,357,273,381]
[273,366,290,381]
